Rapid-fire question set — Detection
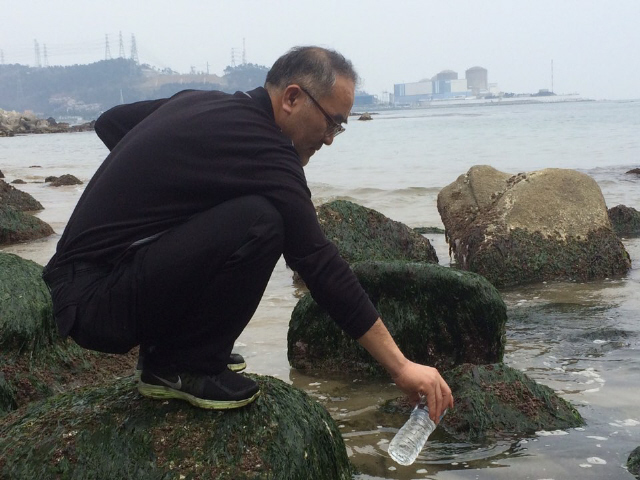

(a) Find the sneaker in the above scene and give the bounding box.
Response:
[227,353,247,372]
[138,367,260,410]
[134,351,247,380]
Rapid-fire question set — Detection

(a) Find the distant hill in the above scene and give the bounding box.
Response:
[0,59,268,120]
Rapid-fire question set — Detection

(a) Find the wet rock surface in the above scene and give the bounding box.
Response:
[317,200,438,264]
[289,261,507,375]
[437,165,631,287]
[0,375,353,480]
[382,363,584,441]
[0,206,54,244]
[628,446,640,478]
[0,179,44,211]
[608,204,640,237]
[47,174,83,187]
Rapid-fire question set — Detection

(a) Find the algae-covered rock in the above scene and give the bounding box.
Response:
[609,204,640,237]
[628,446,640,479]
[288,261,507,375]
[0,205,54,244]
[381,363,583,441]
[0,375,353,480]
[0,179,44,211]
[317,200,438,264]
[0,252,56,353]
[440,363,584,440]
[1,252,56,412]
[437,166,631,287]
[0,252,137,415]
[49,174,83,187]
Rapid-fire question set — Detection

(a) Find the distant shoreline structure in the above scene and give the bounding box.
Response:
[354,93,595,114]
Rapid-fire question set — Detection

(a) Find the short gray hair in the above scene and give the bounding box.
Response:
[265,46,359,99]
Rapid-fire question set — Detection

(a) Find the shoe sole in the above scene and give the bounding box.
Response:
[138,383,260,410]
[134,361,246,381]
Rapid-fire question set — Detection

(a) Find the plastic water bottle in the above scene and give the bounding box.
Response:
[388,398,446,466]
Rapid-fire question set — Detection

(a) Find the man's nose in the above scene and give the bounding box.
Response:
[323,133,334,146]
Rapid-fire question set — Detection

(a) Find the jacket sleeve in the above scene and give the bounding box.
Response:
[94,98,171,150]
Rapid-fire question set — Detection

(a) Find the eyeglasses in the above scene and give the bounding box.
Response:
[299,86,345,138]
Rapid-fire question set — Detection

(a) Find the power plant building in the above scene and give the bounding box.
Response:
[465,66,489,95]
[393,67,491,106]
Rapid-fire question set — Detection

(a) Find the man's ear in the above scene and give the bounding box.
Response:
[282,85,302,114]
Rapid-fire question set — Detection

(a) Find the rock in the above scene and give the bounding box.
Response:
[358,112,373,121]
[383,363,584,441]
[0,109,94,136]
[627,168,640,175]
[317,200,438,265]
[10,179,26,184]
[68,120,96,132]
[628,446,640,478]
[0,179,44,211]
[49,174,83,187]
[44,176,57,183]
[0,206,54,244]
[0,253,55,354]
[288,261,506,375]
[413,226,446,234]
[608,204,640,237]
[0,375,353,480]
[0,252,56,412]
[437,165,631,288]
[0,170,4,178]
[0,253,142,415]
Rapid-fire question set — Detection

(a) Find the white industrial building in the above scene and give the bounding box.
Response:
[392,67,497,106]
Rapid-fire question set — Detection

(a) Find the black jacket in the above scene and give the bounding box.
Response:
[47,87,379,339]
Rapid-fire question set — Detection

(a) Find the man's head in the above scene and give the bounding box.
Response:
[265,46,358,166]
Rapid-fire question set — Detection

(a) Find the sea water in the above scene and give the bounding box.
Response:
[1,99,639,479]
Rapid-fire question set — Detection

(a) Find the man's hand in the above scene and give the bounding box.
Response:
[357,318,454,422]
[391,360,453,422]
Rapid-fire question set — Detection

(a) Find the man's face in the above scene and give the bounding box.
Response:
[287,76,355,166]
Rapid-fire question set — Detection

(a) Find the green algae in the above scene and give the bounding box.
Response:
[0,252,56,354]
[0,206,54,244]
[443,363,583,440]
[609,204,640,237]
[466,227,631,288]
[0,252,131,416]
[382,363,584,441]
[288,261,507,376]
[0,375,353,480]
[413,226,446,235]
[317,200,438,264]
[0,180,44,211]
[628,446,640,478]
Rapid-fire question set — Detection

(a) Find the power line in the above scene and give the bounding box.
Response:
[105,34,112,60]
[130,34,138,64]
[118,31,125,58]
[34,40,41,67]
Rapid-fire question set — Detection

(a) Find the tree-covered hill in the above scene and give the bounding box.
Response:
[0,59,268,120]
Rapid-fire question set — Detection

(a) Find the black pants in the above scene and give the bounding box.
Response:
[46,196,284,374]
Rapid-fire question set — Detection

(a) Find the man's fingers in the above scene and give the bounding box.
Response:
[434,380,444,422]
[425,388,437,422]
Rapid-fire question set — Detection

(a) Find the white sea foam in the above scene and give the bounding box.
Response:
[536,430,569,436]
[609,419,640,427]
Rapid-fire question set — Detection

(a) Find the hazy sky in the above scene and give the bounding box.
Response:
[2,0,638,100]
